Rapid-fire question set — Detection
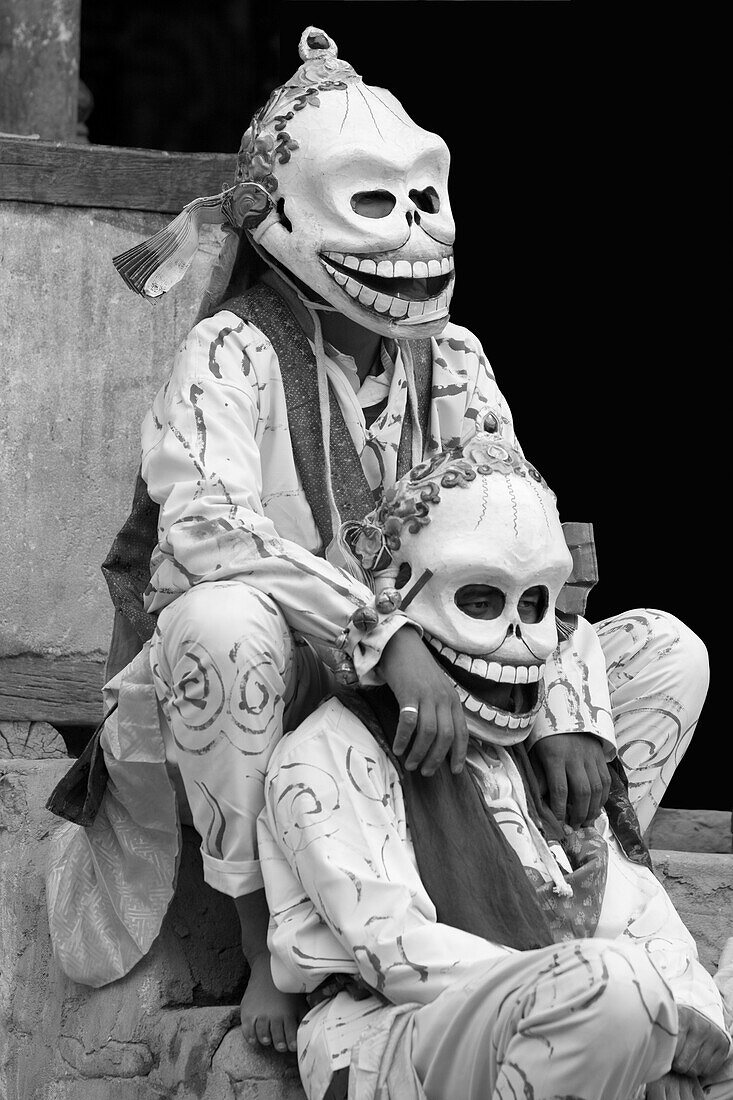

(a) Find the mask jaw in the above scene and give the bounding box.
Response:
[254,219,456,339]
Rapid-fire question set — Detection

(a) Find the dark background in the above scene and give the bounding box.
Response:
[80,1,730,810]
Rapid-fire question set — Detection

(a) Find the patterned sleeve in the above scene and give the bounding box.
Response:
[261,703,512,1004]
[141,313,406,680]
[529,617,617,756]
[455,326,522,452]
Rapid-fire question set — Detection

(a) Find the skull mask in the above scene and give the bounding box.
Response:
[242,27,456,339]
[346,434,573,740]
[114,26,455,327]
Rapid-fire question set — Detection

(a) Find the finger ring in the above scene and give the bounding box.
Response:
[400,706,419,715]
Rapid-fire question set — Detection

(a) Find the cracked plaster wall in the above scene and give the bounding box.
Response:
[0,201,223,661]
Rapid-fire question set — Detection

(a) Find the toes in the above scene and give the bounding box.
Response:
[284,1013,299,1053]
[269,1017,287,1053]
[240,1012,257,1047]
[254,1015,272,1047]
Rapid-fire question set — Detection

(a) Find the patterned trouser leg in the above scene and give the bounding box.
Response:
[593,608,710,832]
[151,579,329,898]
[409,939,677,1100]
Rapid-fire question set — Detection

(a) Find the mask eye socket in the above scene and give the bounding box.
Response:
[409,186,440,214]
[455,585,505,620]
[351,190,397,218]
[518,586,548,624]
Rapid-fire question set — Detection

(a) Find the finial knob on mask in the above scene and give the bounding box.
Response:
[298,26,338,60]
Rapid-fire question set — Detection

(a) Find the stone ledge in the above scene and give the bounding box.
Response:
[646,808,732,854]
[2,760,732,1100]
[650,849,733,976]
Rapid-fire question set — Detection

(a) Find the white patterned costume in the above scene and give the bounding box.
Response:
[258,696,731,1100]
[46,23,712,1001]
[46,294,711,991]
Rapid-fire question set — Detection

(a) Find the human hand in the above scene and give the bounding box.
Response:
[530,732,611,827]
[672,1005,731,1077]
[378,627,468,776]
[645,1071,704,1100]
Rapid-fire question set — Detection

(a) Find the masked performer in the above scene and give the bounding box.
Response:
[258,434,731,1100]
[46,28,709,1059]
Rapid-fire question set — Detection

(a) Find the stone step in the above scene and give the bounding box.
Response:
[2,759,732,1100]
[645,807,732,854]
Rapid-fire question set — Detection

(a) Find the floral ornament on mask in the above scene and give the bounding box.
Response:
[341,433,573,739]
[236,27,358,194]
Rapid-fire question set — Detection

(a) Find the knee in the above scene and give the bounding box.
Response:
[646,608,710,703]
[157,582,290,666]
[562,939,677,1057]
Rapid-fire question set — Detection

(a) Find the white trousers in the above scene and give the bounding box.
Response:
[151,584,708,896]
[409,939,677,1100]
[593,608,709,832]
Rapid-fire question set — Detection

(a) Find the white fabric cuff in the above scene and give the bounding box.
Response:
[526,725,616,761]
[200,851,264,897]
[352,615,422,687]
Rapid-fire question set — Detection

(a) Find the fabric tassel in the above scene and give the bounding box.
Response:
[555,611,579,642]
[113,183,274,300]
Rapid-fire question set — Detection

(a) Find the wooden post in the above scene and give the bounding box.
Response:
[0,0,81,140]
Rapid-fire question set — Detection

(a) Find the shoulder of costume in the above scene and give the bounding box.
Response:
[274,695,388,764]
[434,321,486,357]
[189,282,290,348]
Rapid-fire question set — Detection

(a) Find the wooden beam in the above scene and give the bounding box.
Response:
[0,137,236,214]
[0,656,104,725]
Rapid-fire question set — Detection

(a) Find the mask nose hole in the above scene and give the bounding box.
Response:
[406,210,413,226]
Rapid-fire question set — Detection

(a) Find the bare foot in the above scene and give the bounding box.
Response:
[240,953,307,1053]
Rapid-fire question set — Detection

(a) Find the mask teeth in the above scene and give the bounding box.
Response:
[324,252,454,277]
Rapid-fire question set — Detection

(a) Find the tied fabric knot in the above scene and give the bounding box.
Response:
[112,183,274,300]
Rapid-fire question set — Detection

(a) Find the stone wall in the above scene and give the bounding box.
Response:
[0,759,305,1100]
[0,200,223,661]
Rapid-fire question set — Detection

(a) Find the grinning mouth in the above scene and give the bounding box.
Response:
[425,635,544,730]
[320,250,454,320]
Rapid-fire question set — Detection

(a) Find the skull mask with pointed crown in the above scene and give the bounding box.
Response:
[115,26,456,337]
[237,26,455,339]
[344,434,574,740]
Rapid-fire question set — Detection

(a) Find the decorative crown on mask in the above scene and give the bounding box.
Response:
[234,28,361,195]
[112,27,456,339]
[341,433,554,588]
